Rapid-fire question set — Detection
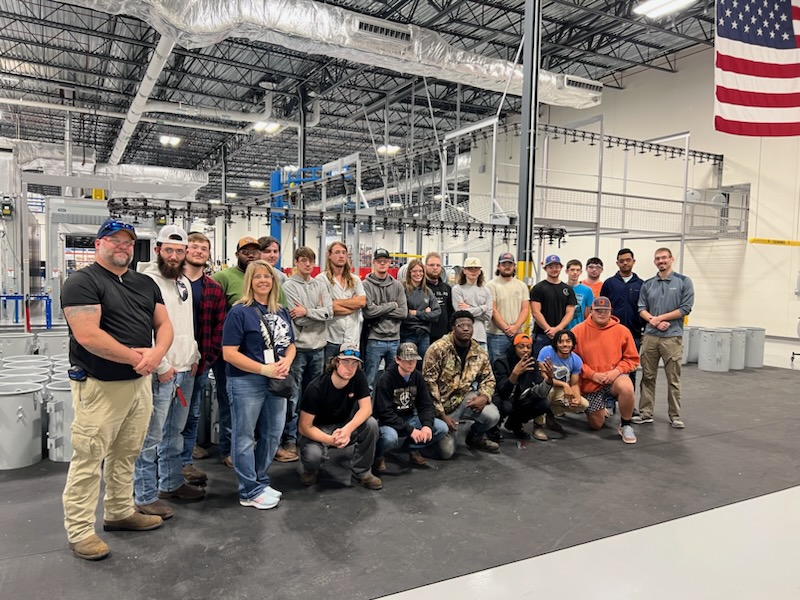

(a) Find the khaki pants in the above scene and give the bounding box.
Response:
[62,377,152,543]
[638,335,683,421]
[547,386,590,416]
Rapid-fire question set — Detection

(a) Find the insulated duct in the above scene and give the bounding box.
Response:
[5,138,97,175]
[63,0,602,109]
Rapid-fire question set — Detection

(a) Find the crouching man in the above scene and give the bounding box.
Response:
[297,344,383,490]
[422,311,499,459]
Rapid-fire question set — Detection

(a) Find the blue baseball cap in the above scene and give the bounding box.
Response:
[97,218,137,240]
[543,254,561,267]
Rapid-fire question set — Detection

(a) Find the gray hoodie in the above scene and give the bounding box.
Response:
[362,273,408,340]
[282,273,333,350]
[137,260,201,373]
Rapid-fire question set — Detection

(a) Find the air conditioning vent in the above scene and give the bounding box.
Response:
[356,17,411,44]
[564,75,603,94]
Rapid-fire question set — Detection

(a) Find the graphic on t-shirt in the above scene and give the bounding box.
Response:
[393,386,415,411]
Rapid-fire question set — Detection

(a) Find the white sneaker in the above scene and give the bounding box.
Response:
[263,486,282,498]
[618,424,637,444]
[671,418,685,429]
[240,491,280,510]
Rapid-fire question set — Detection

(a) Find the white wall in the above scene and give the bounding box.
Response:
[482,48,800,336]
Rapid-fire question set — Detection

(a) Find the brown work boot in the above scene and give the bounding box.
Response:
[372,457,387,473]
[104,512,163,532]
[409,451,427,466]
[135,499,175,520]
[192,445,209,460]
[69,534,110,561]
[275,445,299,463]
[182,464,208,485]
[466,434,501,454]
[352,471,383,490]
[221,455,233,468]
[300,469,318,486]
[158,483,206,502]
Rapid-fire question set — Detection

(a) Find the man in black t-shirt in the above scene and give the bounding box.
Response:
[297,344,383,490]
[60,219,174,561]
[529,254,577,359]
[424,251,452,344]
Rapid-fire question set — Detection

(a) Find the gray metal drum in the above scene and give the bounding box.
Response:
[0,373,50,384]
[50,372,70,382]
[682,327,694,365]
[3,355,52,365]
[0,368,51,378]
[744,327,766,368]
[686,327,701,363]
[51,353,70,362]
[0,333,35,358]
[46,381,74,463]
[729,328,747,370]
[0,382,43,469]
[37,331,70,356]
[698,328,732,372]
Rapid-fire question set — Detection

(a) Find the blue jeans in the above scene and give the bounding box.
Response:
[134,370,195,505]
[533,333,551,362]
[212,356,231,457]
[364,339,399,389]
[400,331,430,368]
[487,333,512,366]
[284,348,324,445]
[377,415,449,458]
[228,374,287,500]
[437,391,500,460]
[324,342,341,367]
[181,368,210,465]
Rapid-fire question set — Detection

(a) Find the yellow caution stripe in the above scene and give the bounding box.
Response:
[749,238,800,247]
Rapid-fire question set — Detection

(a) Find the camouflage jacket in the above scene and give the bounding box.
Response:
[422,333,496,417]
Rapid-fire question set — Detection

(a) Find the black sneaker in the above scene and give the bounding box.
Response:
[486,425,504,443]
[545,412,564,433]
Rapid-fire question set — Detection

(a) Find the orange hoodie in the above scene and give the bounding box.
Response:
[571,315,640,393]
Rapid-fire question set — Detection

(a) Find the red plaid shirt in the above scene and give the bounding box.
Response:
[195,274,226,374]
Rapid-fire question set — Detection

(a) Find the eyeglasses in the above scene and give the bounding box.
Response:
[160,247,186,256]
[98,219,136,239]
[238,248,260,257]
[176,280,188,302]
[102,237,135,248]
[454,321,474,330]
[339,349,362,359]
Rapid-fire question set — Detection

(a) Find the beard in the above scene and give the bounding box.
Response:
[157,253,184,279]
[237,257,252,272]
[99,245,132,268]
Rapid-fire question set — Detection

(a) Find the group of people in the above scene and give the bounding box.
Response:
[59,218,694,561]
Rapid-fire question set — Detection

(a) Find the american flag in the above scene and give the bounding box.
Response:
[714,0,800,136]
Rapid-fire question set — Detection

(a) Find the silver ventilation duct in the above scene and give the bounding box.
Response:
[62,0,602,109]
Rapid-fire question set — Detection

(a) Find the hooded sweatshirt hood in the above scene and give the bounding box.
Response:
[138,260,200,373]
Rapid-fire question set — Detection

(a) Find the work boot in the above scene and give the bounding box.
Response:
[103,512,163,532]
[158,483,206,502]
[409,451,427,466]
[300,470,318,486]
[352,471,383,490]
[466,434,501,454]
[372,457,386,473]
[135,499,174,520]
[69,534,110,561]
[182,464,208,485]
[192,445,209,460]
[275,445,299,463]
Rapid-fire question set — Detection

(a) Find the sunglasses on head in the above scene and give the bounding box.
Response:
[99,220,136,238]
[339,349,361,359]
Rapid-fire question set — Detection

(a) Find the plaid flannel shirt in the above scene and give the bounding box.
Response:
[196,274,226,374]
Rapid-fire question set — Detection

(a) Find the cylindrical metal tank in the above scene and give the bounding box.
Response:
[46,380,74,463]
[0,382,43,469]
[698,328,732,373]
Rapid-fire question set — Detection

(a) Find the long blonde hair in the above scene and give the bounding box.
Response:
[403,259,428,294]
[323,241,357,289]
[236,260,281,312]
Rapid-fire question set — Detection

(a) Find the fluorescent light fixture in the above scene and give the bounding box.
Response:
[389,202,403,208]
[249,180,266,188]
[253,121,282,134]
[412,212,420,217]
[209,199,222,205]
[433,193,444,201]
[159,135,181,147]
[225,192,237,199]
[376,144,401,156]
[0,75,19,84]
[282,164,299,173]
[633,0,696,18]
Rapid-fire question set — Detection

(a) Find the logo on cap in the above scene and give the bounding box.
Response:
[592,296,612,309]
[396,342,422,361]
[543,254,562,267]
[337,343,363,361]
[237,236,259,251]
[497,252,515,264]
[463,257,482,268]
[373,248,391,260]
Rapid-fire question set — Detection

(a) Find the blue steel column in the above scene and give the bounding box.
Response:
[270,170,283,242]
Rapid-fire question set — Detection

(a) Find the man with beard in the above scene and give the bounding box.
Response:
[61,219,173,560]
[211,236,261,467]
[179,231,226,485]
[424,252,452,345]
[486,252,530,365]
[134,225,203,519]
[258,235,287,285]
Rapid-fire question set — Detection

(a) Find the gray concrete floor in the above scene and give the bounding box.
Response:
[1,365,798,600]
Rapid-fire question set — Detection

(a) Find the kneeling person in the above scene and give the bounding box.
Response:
[536,330,590,430]
[572,297,640,443]
[373,343,448,471]
[297,344,383,490]
[423,311,499,459]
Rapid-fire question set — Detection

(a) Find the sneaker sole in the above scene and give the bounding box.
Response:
[671,422,685,429]
[274,455,299,463]
[239,498,279,510]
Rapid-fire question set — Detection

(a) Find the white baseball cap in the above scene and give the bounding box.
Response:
[156,224,188,246]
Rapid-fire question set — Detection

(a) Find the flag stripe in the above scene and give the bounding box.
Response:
[715,116,800,136]
[716,85,800,107]
[716,68,800,92]
[716,36,800,66]
[716,53,800,78]
[715,100,800,122]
